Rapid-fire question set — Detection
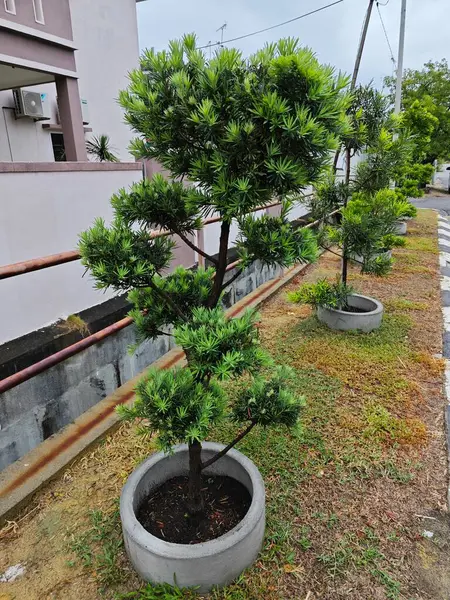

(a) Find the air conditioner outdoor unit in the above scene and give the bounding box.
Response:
[13,88,46,120]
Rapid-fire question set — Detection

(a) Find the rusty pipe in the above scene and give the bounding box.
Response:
[0,316,133,394]
[0,198,318,280]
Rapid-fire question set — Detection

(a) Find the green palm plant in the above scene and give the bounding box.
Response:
[86,134,119,162]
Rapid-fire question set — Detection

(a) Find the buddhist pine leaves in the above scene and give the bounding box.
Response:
[119,34,350,215]
[237,214,318,268]
[111,175,203,235]
[118,309,304,452]
[128,267,215,343]
[174,307,272,381]
[78,217,174,291]
[232,366,305,428]
[117,367,226,452]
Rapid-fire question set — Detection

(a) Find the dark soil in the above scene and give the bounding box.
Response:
[136,475,251,544]
[342,305,370,314]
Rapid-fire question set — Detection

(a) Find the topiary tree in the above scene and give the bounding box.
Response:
[79,35,350,515]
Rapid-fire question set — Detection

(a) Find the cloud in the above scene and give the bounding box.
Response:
[137,0,448,87]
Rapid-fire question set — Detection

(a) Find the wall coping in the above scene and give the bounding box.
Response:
[0,162,143,173]
[0,18,77,49]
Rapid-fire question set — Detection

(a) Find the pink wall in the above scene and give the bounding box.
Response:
[0,30,76,72]
[1,0,73,41]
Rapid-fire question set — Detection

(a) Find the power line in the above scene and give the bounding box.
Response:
[199,1,345,50]
[376,1,396,67]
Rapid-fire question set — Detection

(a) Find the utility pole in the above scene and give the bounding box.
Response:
[334,0,375,173]
[351,0,375,90]
[394,0,407,114]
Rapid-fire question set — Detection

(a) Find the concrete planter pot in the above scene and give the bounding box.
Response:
[120,442,265,593]
[350,250,392,264]
[394,220,407,235]
[317,293,384,332]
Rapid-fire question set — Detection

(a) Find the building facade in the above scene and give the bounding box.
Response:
[0,0,143,162]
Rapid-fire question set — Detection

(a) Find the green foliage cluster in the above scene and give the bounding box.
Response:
[118,311,303,453]
[120,35,350,214]
[233,366,305,427]
[79,217,175,291]
[385,59,450,162]
[86,134,119,163]
[237,211,318,268]
[352,127,413,196]
[128,267,214,344]
[118,366,226,453]
[339,84,390,158]
[174,307,271,381]
[112,175,203,235]
[288,278,354,310]
[336,189,415,275]
[308,176,349,221]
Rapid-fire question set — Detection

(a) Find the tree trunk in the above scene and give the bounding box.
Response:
[208,220,231,307]
[341,148,351,286]
[187,440,204,515]
[333,148,341,174]
[345,148,351,187]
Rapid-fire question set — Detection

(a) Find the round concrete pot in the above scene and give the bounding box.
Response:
[317,293,384,333]
[394,220,407,235]
[120,442,265,593]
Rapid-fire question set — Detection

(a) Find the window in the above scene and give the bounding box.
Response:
[4,0,16,14]
[32,0,44,24]
[51,133,66,162]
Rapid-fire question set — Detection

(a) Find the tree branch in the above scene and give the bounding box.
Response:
[201,421,256,470]
[176,231,219,266]
[220,266,243,292]
[155,329,174,337]
[147,279,187,322]
[208,220,231,307]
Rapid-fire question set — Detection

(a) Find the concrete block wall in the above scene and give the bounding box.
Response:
[0,260,282,471]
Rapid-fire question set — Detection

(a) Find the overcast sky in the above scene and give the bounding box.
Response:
[136,0,448,89]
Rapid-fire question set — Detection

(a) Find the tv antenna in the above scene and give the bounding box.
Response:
[216,22,227,46]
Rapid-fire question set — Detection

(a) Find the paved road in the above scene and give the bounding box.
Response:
[412,194,450,216]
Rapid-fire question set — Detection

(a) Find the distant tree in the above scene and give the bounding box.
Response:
[401,100,438,163]
[334,84,390,180]
[86,134,119,162]
[385,59,450,162]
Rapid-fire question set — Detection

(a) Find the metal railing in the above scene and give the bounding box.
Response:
[0,197,328,394]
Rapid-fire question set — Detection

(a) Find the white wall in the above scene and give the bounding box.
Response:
[69,0,140,161]
[0,85,57,162]
[0,0,140,162]
[0,167,142,344]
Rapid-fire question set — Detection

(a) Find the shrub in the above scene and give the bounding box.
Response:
[288,278,354,310]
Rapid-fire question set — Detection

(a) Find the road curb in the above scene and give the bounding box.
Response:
[437,212,450,509]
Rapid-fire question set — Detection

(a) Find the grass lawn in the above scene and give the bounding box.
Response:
[1,210,449,600]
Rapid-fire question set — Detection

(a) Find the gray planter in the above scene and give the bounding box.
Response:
[120,442,266,593]
[317,293,384,332]
[394,220,407,235]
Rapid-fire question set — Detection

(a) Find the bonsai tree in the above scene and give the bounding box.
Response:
[79,35,350,515]
[289,188,413,312]
[328,189,414,279]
